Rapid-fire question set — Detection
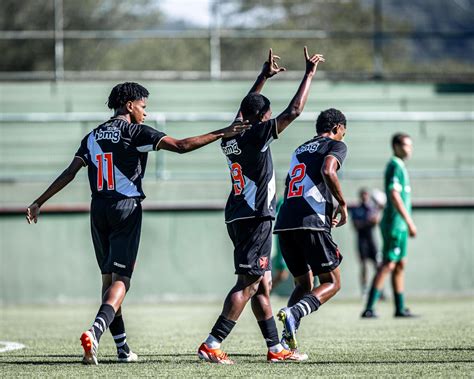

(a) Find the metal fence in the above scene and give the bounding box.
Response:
[1,0,473,81]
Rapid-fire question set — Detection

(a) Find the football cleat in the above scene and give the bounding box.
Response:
[361,309,378,319]
[395,308,418,318]
[117,349,138,363]
[80,329,99,365]
[267,348,308,362]
[280,333,308,361]
[277,308,298,349]
[197,343,234,365]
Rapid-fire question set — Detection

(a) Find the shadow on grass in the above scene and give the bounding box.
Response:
[394,347,474,352]
[2,350,473,366]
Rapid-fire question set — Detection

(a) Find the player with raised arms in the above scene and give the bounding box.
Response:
[274,108,348,352]
[26,82,249,365]
[197,47,324,364]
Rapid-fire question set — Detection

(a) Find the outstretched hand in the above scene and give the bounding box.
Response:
[221,120,252,138]
[304,46,324,76]
[332,204,347,228]
[26,202,40,224]
[262,48,286,78]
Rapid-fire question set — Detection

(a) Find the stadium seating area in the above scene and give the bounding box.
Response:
[0,81,472,204]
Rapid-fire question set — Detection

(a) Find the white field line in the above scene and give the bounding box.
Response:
[0,341,26,353]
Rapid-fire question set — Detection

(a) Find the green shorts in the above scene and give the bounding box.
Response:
[381,228,408,262]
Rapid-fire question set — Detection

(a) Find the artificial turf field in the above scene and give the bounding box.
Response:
[0,297,473,377]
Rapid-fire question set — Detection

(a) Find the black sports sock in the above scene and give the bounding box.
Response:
[109,314,130,353]
[210,315,236,343]
[92,304,116,342]
[291,294,321,320]
[257,317,280,348]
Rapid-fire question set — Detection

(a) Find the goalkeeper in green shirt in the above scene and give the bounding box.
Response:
[362,133,417,318]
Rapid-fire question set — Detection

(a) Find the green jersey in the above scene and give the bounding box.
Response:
[381,156,411,232]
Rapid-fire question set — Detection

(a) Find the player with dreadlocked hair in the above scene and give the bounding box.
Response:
[26,82,249,365]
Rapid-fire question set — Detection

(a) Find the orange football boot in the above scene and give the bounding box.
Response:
[197,342,234,365]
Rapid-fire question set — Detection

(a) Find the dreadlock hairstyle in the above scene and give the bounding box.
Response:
[107,82,149,110]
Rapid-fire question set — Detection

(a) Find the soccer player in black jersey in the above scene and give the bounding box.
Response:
[26,82,249,365]
[198,48,324,364]
[274,108,348,352]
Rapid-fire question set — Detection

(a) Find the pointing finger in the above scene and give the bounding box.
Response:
[304,46,309,60]
[268,48,273,63]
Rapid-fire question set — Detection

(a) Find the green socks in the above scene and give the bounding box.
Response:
[394,292,405,313]
[365,287,382,311]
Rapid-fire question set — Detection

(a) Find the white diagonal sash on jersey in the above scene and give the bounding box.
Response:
[87,134,141,197]
[267,169,276,210]
[289,153,326,223]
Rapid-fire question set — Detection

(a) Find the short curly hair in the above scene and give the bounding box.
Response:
[107,82,149,110]
[316,108,346,134]
[240,92,271,119]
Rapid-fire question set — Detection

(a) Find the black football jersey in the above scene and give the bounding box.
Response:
[221,118,279,223]
[274,136,347,232]
[75,118,166,199]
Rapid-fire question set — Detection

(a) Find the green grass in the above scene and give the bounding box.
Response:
[0,298,473,377]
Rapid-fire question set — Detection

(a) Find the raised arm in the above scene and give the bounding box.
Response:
[321,155,347,227]
[157,120,250,154]
[276,47,324,134]
[235,48,286,119]
[26,157,85,224]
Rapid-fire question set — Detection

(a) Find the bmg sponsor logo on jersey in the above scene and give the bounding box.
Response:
[95,128,121,143]
[221,139,241,155]
[295,141,320,155]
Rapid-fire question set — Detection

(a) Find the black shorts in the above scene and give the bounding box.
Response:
[226,217,272,276]
[277,229,343,277]
[91,197,142,278]
[357,235,378,262]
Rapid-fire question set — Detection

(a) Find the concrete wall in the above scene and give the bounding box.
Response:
[1,208,472,304]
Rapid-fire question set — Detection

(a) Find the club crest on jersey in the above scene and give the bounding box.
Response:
[259,257,269,269]
[295,141,320,155]
[221,139,241,155]
[95,128,121,143]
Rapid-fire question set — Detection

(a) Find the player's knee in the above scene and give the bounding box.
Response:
[112,274,131,292]
[395,260,405,272]
[239,274,262,297]
[333,276,342,294]
[382,261,396,273]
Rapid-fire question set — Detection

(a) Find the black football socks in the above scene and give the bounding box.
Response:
[257,317,280,348]
[109,314,130,354]
[210,315,236,343]
[92,304,116,342]
[291,294,321,320]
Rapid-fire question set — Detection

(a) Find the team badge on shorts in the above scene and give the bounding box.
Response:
[259,257,269,269]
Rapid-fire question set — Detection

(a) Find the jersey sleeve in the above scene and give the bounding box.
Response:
[328,141,347,169]
[129,124,167,152]
[387,162,404,192]
[74,134,90,166]
[245,118,279,149]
